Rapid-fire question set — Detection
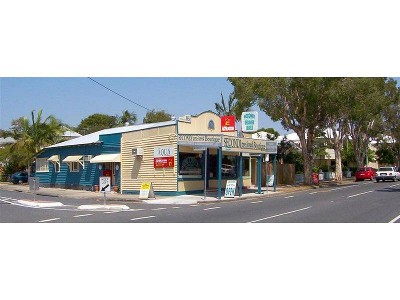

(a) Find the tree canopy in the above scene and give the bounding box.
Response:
[142,110,172,124]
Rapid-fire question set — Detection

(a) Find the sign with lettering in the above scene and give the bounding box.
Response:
[266,141,278,154]
[154,146,174,158]
[222,136,267,153]
[139,182,156,199]
[221,115,236,132]
[241,111,258,132]
[177,134,223,147]
[154,157,174,168]
[224,180,237,198]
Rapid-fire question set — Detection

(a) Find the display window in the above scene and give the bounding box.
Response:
[179,152,202,177]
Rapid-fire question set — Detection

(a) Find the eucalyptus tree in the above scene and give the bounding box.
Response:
[229,77,332,185]
[323,77,350,181]
[343,78,387,168]
[142,109,172,124]
[378,78,400,165]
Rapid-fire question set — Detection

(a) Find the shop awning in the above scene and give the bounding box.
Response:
[90,153,121,163]
[62,155,83,163]
[48,155,60,162]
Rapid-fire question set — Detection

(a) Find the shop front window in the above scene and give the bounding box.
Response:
[179,152,202,176]
[209,154,237,179]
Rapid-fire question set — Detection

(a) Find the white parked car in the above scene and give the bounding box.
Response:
[375,166,400,182]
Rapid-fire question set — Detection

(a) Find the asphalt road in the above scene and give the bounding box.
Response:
[1,180,400,223]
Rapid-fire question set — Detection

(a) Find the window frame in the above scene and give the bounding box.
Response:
[36,158,49,173]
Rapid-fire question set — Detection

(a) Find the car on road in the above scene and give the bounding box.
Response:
[10,171,29,184]
[355,167,376,181]
[375,166,400,182]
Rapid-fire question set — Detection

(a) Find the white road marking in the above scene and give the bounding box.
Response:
[131,216,156,221]
[172,207,181,209]
[38,218,60,223]
[388,183,400,188]
[129,208,145,212]
[348,191,374,198]
[203,207,221,211]
[73,214,93,218]
[151,207,167,211]
[328,185,358,191]
[251,201,263,204]
[190,204,199,207]
[389,214,400,223]
[104,211,118,214]
[285,196,294,198]
[249,206,312,223]
[309,192,318,195]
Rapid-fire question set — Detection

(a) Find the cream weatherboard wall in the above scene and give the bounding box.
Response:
[121,125,177,194]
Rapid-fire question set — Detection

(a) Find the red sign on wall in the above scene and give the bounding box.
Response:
[154,156,174,168]
[221,115,236,132]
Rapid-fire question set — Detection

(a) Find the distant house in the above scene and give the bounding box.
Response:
[0,137,16,148]
[61,129,82,141]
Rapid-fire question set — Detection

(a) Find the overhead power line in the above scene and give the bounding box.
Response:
[87,77,152,111]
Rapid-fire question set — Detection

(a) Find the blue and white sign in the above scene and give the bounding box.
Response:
[241,111,258,133]
[224,180,237,198]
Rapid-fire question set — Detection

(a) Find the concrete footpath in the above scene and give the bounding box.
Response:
[0,179,356,207]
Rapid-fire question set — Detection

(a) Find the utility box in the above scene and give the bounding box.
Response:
[132,148,144,156]
[29,177,40,191]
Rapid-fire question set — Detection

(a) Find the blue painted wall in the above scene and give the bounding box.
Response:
[36,132,122,190]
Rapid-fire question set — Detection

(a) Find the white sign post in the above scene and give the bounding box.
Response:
[224,180,237,198]
[99,176,111,205]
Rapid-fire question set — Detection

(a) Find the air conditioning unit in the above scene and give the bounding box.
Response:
[132,148,144,156]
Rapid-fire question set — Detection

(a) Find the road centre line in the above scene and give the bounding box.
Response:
[285,196,294,198]
[389,214,400,223]
[151,207,167,211]
[328,185,358,192]
[309,192,318,195]
[190,204,199,207]
[129,208,145,212]
[73,213,93,218]
[348,191,374,198]
[203,207,220,211]
[104,211,118,214]
[131,216,156,221]
[249,206,312,223]
[172,207,181,209]
[38,218,61,223]
[251,201,263,204]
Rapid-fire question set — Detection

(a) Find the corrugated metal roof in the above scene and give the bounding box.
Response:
[46,121,176,149]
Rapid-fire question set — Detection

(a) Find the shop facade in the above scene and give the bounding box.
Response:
[121,111,268,198]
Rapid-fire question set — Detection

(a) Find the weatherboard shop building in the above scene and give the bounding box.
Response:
[35,111,273,198]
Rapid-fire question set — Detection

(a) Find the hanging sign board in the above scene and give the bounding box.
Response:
[241,112,258,132]
[154,157,174,168]
[221,115,236,132]
[99,176,111,193]
[266,141,278,154]
[139,182,156,199]
[224,180,237,198]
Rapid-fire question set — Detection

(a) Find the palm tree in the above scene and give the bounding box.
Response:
[10,109,63,171]
[215,92,237,117]
[118,110,137,126]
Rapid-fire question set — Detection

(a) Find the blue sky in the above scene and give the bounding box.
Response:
[0,77,287,134]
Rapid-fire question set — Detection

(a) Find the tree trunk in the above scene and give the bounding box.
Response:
[335,147,343,181]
